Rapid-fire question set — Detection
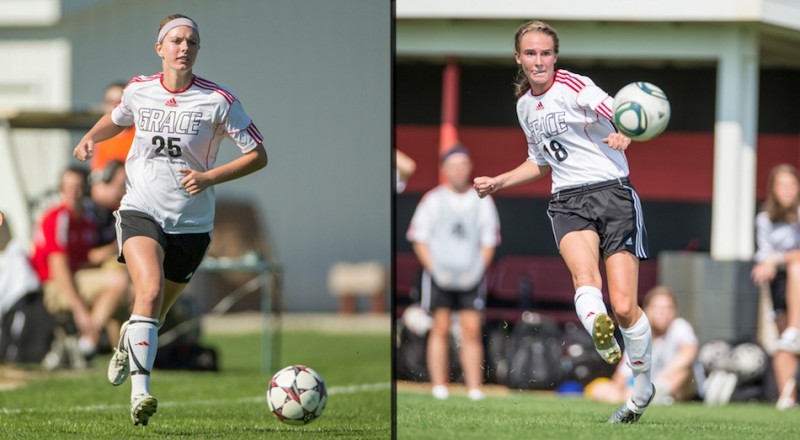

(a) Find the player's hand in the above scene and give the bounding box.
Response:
[473,176,497,198]
[751,261,777,286]
[73,138,95,162]
[603,132,632,150]
[179,168,211,196]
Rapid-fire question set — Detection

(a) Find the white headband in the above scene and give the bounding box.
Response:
[156,18,199,44]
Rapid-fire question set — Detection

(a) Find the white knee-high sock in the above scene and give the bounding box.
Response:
[574,286,608,334]
[620,313,653,407]
[127,315,159,398]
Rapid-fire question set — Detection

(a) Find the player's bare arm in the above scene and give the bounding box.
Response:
[73,113,126,161]
[473,160,548,198]
[179,143,268,196]
[411,242,435,274]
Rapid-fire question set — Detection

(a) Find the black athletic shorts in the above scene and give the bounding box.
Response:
[771,270,788,314]
[114,210,211,283]
[419,271,486,312]
[547,178,649,260]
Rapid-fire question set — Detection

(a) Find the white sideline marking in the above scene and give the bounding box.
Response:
[0,382,390,415]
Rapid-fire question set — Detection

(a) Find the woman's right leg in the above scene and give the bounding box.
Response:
[124,236,165,318]
[427,307,452,399]
[776,261,800,409]
[773,312,798,409]
[559,230,621,365]
[119,236,164,425]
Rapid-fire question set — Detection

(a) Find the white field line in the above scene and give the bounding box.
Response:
[0,381,390,415]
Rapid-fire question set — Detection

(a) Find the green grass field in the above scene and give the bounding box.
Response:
[397,387,799,440]
[0,325,391,439]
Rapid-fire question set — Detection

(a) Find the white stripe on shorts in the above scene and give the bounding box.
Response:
[623,184,648,260]
[420,270,432,312]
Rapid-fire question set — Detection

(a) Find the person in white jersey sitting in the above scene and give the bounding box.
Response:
[751,164,800,410]
[407,145,500,401]
[72,13,268,426]
[473,19,655,424]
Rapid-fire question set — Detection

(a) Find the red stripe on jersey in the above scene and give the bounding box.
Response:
[555,78,580,93]
[246,123,263,143]
[194,82,235,104]
[555,72,584,92]
[250,123,263,139]
[597,102,613,120]
[556,70,586,88]
[127,73,162,87]
[194,76,236,104]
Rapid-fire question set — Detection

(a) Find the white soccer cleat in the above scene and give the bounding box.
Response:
[107,320,130,386]
[130,393,158,426]
[591,314,622,365]
[777,327,800,354]
[431,385,449,400]
[777,378,797,411]
[467,388,485,401]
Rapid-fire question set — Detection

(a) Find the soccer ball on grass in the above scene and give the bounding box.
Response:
[612,82,671,141]
[266,364,327,425]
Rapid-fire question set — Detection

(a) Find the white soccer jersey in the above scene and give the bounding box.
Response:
[406,186,500,289]
[517,69,629,193]
[754,209,800,263]
[111,73,263,233]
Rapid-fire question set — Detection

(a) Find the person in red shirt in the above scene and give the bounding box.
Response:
[30,166,129,364]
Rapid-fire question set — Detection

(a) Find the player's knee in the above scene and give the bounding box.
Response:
[134,282,163,305]
[429,317,450,336]
[610,300,636,321]
[787,260,800,277]
[571,272,601,289]
[460,323,481,341]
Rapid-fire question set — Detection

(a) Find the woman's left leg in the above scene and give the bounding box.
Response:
[605,251,653,408]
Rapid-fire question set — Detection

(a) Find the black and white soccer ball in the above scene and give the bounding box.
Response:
[729,342,768,383]
[612,82,671,141]
[698,339,733,373]
[267,365,327,425]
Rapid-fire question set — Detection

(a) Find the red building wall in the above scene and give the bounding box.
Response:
[398,125,800,202]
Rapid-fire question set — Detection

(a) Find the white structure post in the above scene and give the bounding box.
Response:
[711,27,759,260]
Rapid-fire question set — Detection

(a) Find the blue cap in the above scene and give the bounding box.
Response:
[440,144,470,164]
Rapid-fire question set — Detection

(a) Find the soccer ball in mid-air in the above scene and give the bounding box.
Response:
[267,365,327,425]
[612,81,671,141]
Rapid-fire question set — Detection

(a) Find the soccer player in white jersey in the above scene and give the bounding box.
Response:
[73,14,268,426]
[751,164,800,410]
[473,20,655,424]
[407,145,500,401]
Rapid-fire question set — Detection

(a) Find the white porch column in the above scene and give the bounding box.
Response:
[711,26,759,260]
